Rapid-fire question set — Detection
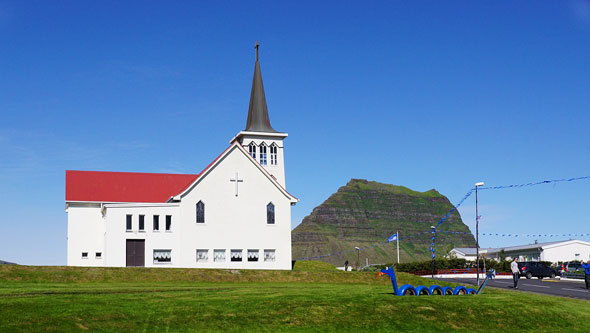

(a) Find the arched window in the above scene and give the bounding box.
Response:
[248,142,256,159]
[270,144,278,166]
[196,201,205,223]
[267,202,275,224]
[259,143,267,165]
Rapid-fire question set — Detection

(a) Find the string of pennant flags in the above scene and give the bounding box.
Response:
[478,175,590,191]
[480,232,590,238]
[296,175,590,262]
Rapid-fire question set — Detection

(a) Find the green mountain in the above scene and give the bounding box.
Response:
[292,179,475,266]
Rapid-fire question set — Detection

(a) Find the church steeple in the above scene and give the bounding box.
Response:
[232,43,288,187]
[245,42,277,133]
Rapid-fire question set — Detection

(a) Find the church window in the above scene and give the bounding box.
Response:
[231,249,243,262]
[153,215,159,231]
[267,202,275,224]
[247,249,259,262]
[196,249,209,262]
[196,201,205,223]
[248,142,256,159]
[264,249,276,262]
[214,249,226,262]
[165,215,172,231]
[95,252,102,259]
[139,215,145,231]
[153,249,171,263]
[126,215,132,231]
[270,144,277,165]
[81,252,88,259]
[259,143,267,165]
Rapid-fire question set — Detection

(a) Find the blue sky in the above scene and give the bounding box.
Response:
[1,1,589,265]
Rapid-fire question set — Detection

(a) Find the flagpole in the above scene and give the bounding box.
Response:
[397,231,400,264]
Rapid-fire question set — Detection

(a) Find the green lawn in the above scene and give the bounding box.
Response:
[1,264,589,332]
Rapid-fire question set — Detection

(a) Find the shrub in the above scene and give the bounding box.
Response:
[391,258,512,273]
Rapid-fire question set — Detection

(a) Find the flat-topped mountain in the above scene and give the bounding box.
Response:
[292,179,475,266]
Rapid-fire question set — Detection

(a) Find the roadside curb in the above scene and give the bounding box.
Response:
[558,277,585,283]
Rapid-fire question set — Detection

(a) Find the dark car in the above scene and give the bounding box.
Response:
[517,261,559,279]
[560,262,583,274]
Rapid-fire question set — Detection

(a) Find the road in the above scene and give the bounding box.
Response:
[433,276,590,300]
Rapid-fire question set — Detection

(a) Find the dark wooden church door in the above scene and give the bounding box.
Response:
[126,239,145,267]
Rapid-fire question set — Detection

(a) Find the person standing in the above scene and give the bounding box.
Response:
[511,258,520,289]
[581,260,590,289]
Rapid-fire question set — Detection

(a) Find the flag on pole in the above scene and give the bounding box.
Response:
[387,233,398,243]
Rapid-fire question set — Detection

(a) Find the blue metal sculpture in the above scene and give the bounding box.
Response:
[378,266,495,296]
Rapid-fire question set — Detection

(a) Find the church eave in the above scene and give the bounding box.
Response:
[229,130,288,144]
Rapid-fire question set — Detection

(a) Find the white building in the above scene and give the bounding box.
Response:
[66,48,298,269]
[448,239,590,263]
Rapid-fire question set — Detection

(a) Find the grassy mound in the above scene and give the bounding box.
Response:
[292,260,339,272]
[1,265,590,331]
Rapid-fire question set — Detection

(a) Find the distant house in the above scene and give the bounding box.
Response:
[447,239,590,263]
[447,247,480,261]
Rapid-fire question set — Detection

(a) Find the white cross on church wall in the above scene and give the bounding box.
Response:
[229,172,244,197]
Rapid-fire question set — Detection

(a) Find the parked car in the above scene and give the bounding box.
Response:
[560,262,583,274]
[518,261,559,279]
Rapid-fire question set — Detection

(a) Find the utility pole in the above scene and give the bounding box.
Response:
[475,181,485,286]
[397,231,400,264]
[431,226,436,278]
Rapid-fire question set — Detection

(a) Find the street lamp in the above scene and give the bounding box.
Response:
[475,181,485,286]
[431,225,436,278]
[355,247,360,271]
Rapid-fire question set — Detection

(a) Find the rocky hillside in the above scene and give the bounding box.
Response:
[292,179,475,266]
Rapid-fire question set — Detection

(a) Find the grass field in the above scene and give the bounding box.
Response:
[1,262,590,332]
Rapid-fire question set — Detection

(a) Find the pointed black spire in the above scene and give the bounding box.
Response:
[245,42,277,133]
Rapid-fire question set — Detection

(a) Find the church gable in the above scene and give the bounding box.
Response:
[175,142,297,204]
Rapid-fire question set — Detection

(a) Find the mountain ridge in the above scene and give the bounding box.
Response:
[292,179,475,265]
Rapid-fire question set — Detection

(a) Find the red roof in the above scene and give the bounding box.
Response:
[66,170,199,203]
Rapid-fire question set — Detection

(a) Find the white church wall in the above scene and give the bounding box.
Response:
[178,145,293,270]
[67,205,105,267]
[103,204,180,267]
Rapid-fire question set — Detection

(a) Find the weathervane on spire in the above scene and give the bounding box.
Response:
[255,41,259,61]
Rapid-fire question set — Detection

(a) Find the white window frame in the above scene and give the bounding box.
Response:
[247,249,260,262]
[214,249,226,262]
[267,202,275,225]
[270,143,278,165]
[196,201,205,224]
[126,214,132,232]
[95,252,102,259]
[81,252,88,259]
[196,249,209,262]
[248,142,257,159]
[231,249,243,262]
[259,143,267,165]
[165,215,172,232]
[138,215,145,232]
[153,215,160,232]
[264,249,276,262]
[153,249,172,264]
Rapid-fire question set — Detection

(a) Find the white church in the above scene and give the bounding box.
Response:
[65,46,298,269]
